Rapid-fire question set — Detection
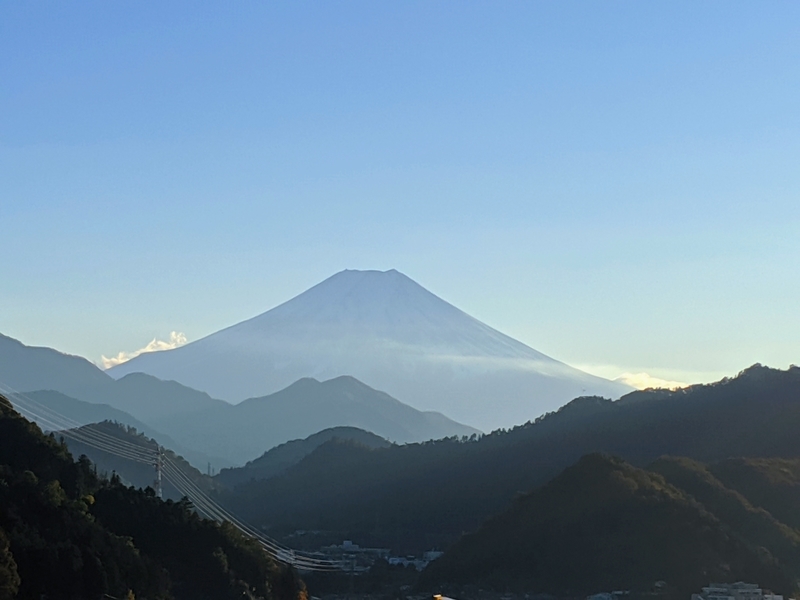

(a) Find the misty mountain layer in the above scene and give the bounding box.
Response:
[157,376,478,465]
[110,269,631,429]
[0,332,475,466]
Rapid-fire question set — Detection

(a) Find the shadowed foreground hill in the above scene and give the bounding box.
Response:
[710,458,800,531]
[650,456,800,578]
[216,426,391,487]
[420,454,796,598]
[0,394,305,600]
[226,365,800,553]
[61,420,219,501]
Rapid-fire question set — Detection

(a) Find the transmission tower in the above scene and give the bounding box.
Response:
[153,446,163,499]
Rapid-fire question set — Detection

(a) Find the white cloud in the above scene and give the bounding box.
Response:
[613,372,688,390]
[575,363,721,390]
[101,331,187,370]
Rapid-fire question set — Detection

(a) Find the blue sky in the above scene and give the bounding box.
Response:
[2,2,799,386]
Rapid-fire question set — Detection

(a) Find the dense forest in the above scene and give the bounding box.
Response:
[62,420,218,501]
[8,365,800,598]
[421,454,800,597]
[0,394,306,600]
[216,426,391,487]
[223,365,800,554]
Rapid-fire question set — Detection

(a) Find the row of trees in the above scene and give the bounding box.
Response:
[0,394,306,600]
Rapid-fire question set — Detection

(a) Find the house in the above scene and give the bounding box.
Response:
[691,581,783,600]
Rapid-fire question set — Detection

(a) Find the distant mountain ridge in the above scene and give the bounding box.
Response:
[109,269,631,429]
[18,390,220,468]
[158,375,478,465]
[0,332,476,466]
[0,332,227,424]
[0,332,111,397]
[223,365,800,554]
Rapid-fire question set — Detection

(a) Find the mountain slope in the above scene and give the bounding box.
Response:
[0,333,228,425]
[650,456,800,578]
[160,376,478,465]
[0,394,304,600]
[710,458,800,531]
[109,269,631,429]
[0,333,478,467]
[420,454,796,597]
[10,390,233,470]
[60,421,219,501]
[86,372,229,421]
[223,365,800,553]
[21,389,154,432]
[0,333,113,398]
[216,426,391,487]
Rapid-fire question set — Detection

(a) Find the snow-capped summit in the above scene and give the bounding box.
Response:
[109,269,631,430]
[230,269,551,360]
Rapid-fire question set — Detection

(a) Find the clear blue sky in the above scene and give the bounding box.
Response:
[2,2,799,386]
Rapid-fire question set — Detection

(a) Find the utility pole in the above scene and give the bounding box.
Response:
[153,446,163,499]
[349,556,355,600]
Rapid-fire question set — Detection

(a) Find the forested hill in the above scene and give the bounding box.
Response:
[61,420,219,501]
[0,394,306,600]
[420,454,800,598]
[226,365,800,553]
[216,426,391,487]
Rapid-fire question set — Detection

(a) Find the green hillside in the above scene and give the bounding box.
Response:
[216,426,391,488]
[420,454,797,598]
[61,420,219,501]
[710,458,800,531]
[419,454,800,596]
[650,456,800,580]
[0,394,305,600]
[225,365,800,553]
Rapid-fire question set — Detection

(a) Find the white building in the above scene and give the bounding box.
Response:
[691,581,783,600]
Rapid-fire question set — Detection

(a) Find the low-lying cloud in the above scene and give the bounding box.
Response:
[614,372,688,390]
[101,331,187,370]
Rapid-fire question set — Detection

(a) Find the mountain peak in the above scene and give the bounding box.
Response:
[335,268,401,276]
[287,268,435,315]
[109,270,632,430]
[321,268,407,284]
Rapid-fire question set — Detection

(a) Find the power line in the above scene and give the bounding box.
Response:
[6,399,152,464]
[0,381,342,571]
[161,457,341,571]
[0,383,156,460]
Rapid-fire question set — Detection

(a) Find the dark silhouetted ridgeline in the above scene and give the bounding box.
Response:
[216,426,391,488]
[226,365,800,554]
[420,454,799,598]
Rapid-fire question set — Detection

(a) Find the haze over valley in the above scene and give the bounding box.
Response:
[3,256,799,600]
[4,268,800,600]
[108,268,632,431]
[2,3,799,600]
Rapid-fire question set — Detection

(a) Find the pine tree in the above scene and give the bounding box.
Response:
[0,528,20,600]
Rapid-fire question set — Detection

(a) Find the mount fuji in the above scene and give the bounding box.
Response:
[109,269,631,430]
